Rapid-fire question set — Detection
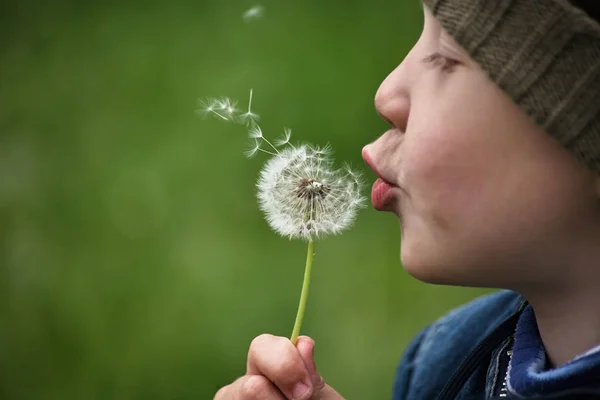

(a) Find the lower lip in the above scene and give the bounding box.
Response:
[371,178,396,210]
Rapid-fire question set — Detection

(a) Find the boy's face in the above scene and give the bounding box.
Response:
[362,7,599,288]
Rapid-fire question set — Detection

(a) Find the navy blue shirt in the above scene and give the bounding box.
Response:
[392,291,600,399]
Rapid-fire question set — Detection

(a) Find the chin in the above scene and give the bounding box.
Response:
[400,241,479,286]
[400,242,440,282]
[401,257,450,284]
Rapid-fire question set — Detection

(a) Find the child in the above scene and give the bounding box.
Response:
[215,0,600,399]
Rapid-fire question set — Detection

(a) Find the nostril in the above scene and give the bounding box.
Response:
[375,98,401,129]
[380,113,396,128]
[374,86,410,132]
[376,99,409,132]
[374,94,397,128]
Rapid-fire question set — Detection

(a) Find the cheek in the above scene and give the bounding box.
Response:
[398,124,502,284]
[400,73,520,235]
[402,125,490,229]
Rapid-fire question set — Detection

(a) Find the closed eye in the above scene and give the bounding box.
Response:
[422,52,460,72]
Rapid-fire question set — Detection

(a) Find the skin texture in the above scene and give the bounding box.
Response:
[364,7,600,368]
[214,335,342,400]
[215,6,600,399]
[364,10,599,289]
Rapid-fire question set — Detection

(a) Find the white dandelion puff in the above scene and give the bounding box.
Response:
[242,5,264,22]
[342,161,363,183]
[257,145,366,241]
[314,143,332,157]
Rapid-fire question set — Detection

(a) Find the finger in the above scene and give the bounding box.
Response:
[247,334,313,400]
[214,375,286,400]
[296,336,345,400]
[214,382,233,400]
[237,375,287,400]
[295,336,324,389]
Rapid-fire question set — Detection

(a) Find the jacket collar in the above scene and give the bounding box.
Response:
[507,305,600,398]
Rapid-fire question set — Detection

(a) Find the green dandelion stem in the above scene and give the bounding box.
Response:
[290,239,315,345]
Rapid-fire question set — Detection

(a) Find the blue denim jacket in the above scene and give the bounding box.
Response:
[392,290,600,399]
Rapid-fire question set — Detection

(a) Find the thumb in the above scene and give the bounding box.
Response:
[296,336,321,386]
[296,336,344,399]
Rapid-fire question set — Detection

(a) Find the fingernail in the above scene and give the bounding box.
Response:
[292,382,311,400]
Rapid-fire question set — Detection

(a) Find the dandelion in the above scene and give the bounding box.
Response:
[242,5,264,22]
[198,89,365,344]
[256,142,364,343]
[257,145,364,241]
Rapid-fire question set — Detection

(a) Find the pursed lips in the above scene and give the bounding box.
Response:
[361,146,398,188]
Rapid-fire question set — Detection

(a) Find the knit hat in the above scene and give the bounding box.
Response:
[423,0,600,174]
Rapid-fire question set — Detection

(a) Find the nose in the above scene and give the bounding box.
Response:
[374,62,411,133]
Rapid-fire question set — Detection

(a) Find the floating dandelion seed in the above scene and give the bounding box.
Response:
[242,5,264,22]
[238,89,260,126]
[197,97,239,122]
[197,89,365,344]
[275,127,293,147]
[248,125,263,139]
[197,98,229,121]
[215,97,238,121]
[244,138,262,158]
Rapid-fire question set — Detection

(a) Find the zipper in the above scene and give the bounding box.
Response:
[435,311,522,400]
[498,348,513,398]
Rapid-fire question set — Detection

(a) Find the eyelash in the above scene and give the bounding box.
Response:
[422,52,460,72]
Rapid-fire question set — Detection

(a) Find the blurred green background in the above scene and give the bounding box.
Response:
[0,0,490,398]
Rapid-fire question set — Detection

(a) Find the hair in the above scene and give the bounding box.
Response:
[570,0,600,22]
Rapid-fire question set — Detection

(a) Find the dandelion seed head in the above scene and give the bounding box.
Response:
[257,145,366,241]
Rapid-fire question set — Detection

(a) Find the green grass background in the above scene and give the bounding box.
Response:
[0,1,490,398]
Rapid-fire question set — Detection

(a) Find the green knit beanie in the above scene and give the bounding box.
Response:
[423,0,600,174]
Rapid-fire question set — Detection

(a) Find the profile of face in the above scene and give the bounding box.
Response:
[362,6,600,289]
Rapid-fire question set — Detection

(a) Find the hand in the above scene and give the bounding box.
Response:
[214,334,344,400]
